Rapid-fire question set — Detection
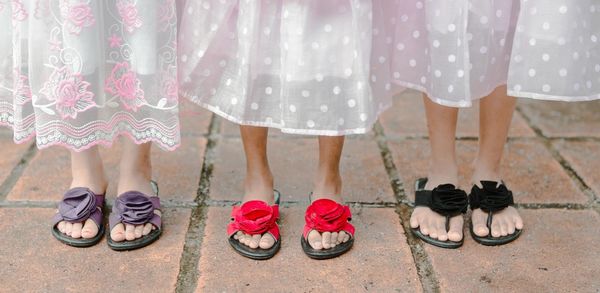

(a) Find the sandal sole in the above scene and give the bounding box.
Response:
[228,237,281,260]
[51,224,105,248]
[301,236,354,260]
[411,228,463,249]
[107,228,162,251]
[470,226,522,246]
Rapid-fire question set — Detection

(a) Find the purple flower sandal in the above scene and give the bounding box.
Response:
[107,181,162,251]
[51,188,106,248]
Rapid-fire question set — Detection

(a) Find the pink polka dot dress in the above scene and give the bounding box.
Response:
[384,0,600,106]
[0,1,180,151]
[178,0,394,136]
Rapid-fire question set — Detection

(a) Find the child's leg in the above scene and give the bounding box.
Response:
[471,86,524,237]
[110,140,157,242]
[409,96,464,242]
[307,135,350,250]
[57,147,107,239]
[233,125,276,249]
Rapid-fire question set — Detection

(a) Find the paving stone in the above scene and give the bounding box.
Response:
[553,140,600,198]
[0,140,30,187]
[196,207,421,292]
[388,140,587,204]
[7,137,205,202]
[379,91,535,138]
[518,100,600,138]
[209,137,395,203]
[425,209,600,292]
[0,208,190,292]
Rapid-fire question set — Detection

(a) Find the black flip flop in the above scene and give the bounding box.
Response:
[107,181,162,251]
[227,191,282,260]
[51,187,106,248]
[412,178,468,249]
[469,181,522,246]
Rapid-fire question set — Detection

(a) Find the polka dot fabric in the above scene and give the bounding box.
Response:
[384,0,600,107]
[178,0,394,135]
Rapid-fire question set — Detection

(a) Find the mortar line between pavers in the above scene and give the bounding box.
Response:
[516,106,598,203]
[373,121,441,293]
[175,114,222,293]
[0,143,37,202]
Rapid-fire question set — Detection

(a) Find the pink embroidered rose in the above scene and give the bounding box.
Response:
[40,67,96,119]
[105,62,146,111]
[117,0,142,33]
[60,2,95,35]
[12,0,28,21]
[13,70,32,105]
[158,0,175,31]
[161,76,178,102]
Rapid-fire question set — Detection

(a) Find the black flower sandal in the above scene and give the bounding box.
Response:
[469,181,522,246]
[412,178,468,249]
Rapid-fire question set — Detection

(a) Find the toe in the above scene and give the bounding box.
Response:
[134,225,143,238]
[233,231,242,240]
[447,216,464,242]
[419,219,430,236]
[259,234,275,249]
[125,224,136,241]
[71,222,83,239]
[57,221,66,233]
[307,230,323,250]
[342,232,350,243]
[65,222,73,236]
[435,219,448,241]
[81,219,98,239]
[507,220,516,235]
[410,211,420,229]
[337,231,346,244]
[514,211,524,230]
[472,209,490,237]
[427,218,438,239]
[491,219,501,238]
[330,232,339,247]
[499,218,509,236]
[249,234,261,249]
[110,223,126,242]
[322,232,332,249]
[142,223,153,236]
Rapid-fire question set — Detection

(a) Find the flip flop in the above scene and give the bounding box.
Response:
[301,197,355,260]
[51,187,106,247]
[227,191,281,260]
[469,181,522,246]
[411,178,468,249]
[107,181,162,251]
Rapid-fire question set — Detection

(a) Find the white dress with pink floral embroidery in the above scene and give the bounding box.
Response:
[0,0,179,151]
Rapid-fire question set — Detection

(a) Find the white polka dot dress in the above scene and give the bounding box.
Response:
[178,0,393,135]
[383,0,600,107]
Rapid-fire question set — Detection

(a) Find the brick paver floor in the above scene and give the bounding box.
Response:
[1,92,599,292]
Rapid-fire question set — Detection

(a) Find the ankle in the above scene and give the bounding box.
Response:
[426,166,458,189]
[313,173,342,199]
[243,172,274,203]
[471,168,501,185]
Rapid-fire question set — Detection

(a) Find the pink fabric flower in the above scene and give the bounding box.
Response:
[116,0,142,33]
[105,62,146,111]
[108,34,122,48]
[40,67,96,119]
[60,2,95,35]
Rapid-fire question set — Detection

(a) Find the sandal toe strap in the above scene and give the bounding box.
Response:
[109,191,161,231]
[303,199,355,239]
[227,200,280,240]
[415,184,468,217]
[53,187,105,227]
[469,181,514,212]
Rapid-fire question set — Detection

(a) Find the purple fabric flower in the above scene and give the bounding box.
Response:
[113,191,155,225]
[58,187,98,223]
